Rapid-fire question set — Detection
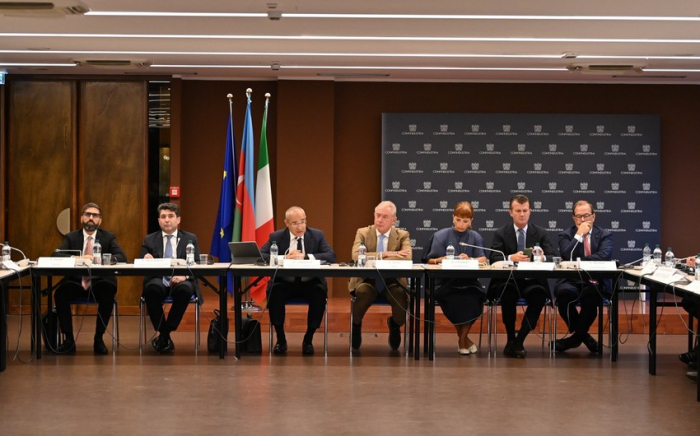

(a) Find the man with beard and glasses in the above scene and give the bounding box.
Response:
[52,202,127,354]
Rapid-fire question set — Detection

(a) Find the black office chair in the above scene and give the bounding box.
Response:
[486,296,554,356]
[139,294,200,352]
[55,295,120,353]
[268,298,328,355]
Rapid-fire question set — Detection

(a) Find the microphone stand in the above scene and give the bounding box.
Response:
[458,242,513,267]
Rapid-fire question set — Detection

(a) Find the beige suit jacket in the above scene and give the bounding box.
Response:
[347,225,412,292]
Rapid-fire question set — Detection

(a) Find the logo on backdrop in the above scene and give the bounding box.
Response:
[574,143,595,156]
[497,162,518,174]
[531,201,549,213]
[559,125,580,136]
[512,181,532,193]
[574,182,595,194]
[636,183,658,194]
[604,182,626,194]
[465,162,486,174]
[416,219,438,231]
[621,163,642,175]
[608,221,626,233]
[558,201,574,213]
[547,220,564,231]
[417,143,438,155]
[590,163,611,175]
[480,182,501,193]
[478,220,497,232]
[636,144,657,156]
[416,181,438,193]
[595,202,611,213]
[480,143,501,155]
[635,221,658,233]
[621,202,642,214]
[559,163,580,175]
[543,143,564,155]
[385,143,407,154]
[590,125,611,137]
[620,240,642,252]
[528,125,549,136]
[511,143,531,155]
[433,162,455,174]
[605,144,626,156]
[448,181,470,193]
[433,124,454,136]
[402,124,424,135]
[621,125,642,137]
[528,162,549,174]
[497,125,517,136]
[385,181,407,193]
[402,200,423,212]
[449,143,469,155]
[543,182,565,194]
[402,162,423,173]
[465,124,486,136]
[432,201,452,212]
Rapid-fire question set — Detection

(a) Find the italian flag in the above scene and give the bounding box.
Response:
[253,94,274,302]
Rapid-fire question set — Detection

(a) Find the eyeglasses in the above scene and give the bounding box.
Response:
[573,213,594,220]
[288,219,307,227]
[83,212,101,219]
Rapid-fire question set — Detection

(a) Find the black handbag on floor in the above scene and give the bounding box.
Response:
[240,314,262,354]
[207,309,224,353]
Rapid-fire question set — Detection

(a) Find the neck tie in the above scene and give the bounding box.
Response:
[584,233,591,257]
[296,237,303,253]
[378,234,386,253]
[163,235,173,287]
[517,229,525,252]
[82,236,93,290]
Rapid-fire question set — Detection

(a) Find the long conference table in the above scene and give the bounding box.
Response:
[623,268,700,402]
[1,266,31,372]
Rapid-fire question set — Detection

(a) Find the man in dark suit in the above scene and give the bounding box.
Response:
[348,200,412,351]
[140,202,201,354]
[488,194,556,358]
[260,206,336,356]
[553,200,613,353]
[52,202,127,355]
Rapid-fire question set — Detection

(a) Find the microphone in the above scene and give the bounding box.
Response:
[622,257,644,268]
[569,239,580,262]
[458,242,513,267]
[10,246,27,260]
[55,248,91,266]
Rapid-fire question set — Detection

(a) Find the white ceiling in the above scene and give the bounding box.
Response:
[2,0,700,83]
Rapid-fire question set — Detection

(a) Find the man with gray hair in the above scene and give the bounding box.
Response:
[349,201,412,351]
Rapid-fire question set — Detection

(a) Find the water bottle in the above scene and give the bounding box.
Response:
[642,243,652,266]
[357,241,367,268]
[186,240,195,266]
[533,243,543,262]
[694,253,700,281]
[445,241,455,260]
[92,239,102,265]
[270,241,279,266]
[652,244,662,266]
[664,247,675,268]
[2,241,10,262]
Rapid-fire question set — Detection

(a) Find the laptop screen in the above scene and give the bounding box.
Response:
[227,241,265,264]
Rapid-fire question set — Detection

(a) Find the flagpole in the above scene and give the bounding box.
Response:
[240,88,259,312]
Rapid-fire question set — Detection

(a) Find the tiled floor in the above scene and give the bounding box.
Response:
[1,314,698,436]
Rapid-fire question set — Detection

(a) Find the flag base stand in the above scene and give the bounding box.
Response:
[237,301,262,312]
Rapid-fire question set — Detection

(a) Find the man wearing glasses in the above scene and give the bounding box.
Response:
[52,202,127,354]
[552,200,613,353]
[349,201,412,352]
[260,206,336,356]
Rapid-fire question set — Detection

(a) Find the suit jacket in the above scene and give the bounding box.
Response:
[557,224,614,291]
[53,228,127,287]
[489,223,557,263]
[260,227,337,289]
[348,225,413,292]
[138,229,202,303]
[488,223,556,292]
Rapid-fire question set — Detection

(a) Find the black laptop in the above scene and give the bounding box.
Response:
[228,241,266,265]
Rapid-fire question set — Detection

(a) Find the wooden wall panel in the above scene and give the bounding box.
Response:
[80,81,147,307]
[8,81,75,260]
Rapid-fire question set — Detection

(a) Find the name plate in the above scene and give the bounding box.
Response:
[134,258,172,268]
[640,263,658,275]
[37,257,76,267]
[517,262,555,271]
[441,259,479,270]
[374,260,413,269]
[651,266,684,284]
[580,261,618,271]
[283,259,321,269]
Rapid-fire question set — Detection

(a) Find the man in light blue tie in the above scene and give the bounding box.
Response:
[349,201,413,351]
[139,203,201,354]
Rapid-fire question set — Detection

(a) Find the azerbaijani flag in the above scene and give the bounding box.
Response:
[233,91,256,244]
[253,94,274,302]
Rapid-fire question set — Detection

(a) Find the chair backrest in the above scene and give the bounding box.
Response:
[420,234,435,264]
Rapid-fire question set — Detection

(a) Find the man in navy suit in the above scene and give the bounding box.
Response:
[488,194,556,358]
[260,206,336,356]
[140,203,201,354]
[52,202,127,355]
[553,200,613,353]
